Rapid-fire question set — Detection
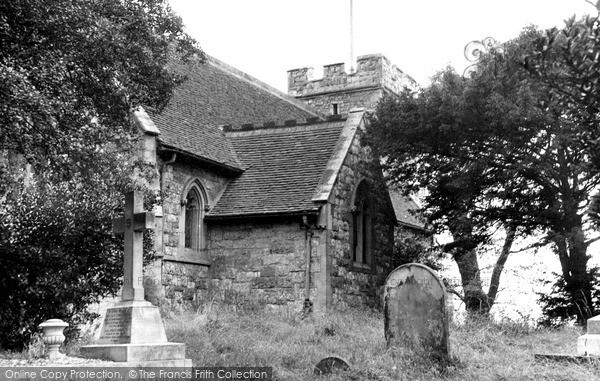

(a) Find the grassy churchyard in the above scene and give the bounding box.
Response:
[153,306,598,380]
[1,302,599,380]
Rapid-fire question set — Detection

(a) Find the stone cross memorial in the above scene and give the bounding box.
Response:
[384,263,450,359]
[81,191,191,366]
[112,190,154,302]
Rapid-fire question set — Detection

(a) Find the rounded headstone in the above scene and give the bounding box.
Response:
[313,356,350,375]
[384,263,449,358]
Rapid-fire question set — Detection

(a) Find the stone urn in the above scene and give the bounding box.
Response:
[38,319,69,359]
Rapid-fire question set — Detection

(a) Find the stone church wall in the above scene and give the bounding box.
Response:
[156,157,319,309]
[154,123,395,311]
[156,158,226,309]
[328,127,395,308]
[160,218,319,310]
[159,159,229,258]
[205,219,319,309]
[296,88,383,119]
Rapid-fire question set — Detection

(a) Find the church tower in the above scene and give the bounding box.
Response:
[287,54,417,116]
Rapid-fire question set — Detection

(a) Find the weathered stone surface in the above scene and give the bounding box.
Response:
[150,57,411,311]
[577,315,600,356]
[326,118,395,309]
[81,191,190,365]
[313,356,350,375]
[161,212,313,309]
[384,263,450,358]
[96,301,166,344]
[288,54,416,116]
[80,342,186,363]
[587,315,600,334]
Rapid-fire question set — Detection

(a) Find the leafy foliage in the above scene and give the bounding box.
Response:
[393,227,440,270]
[370,14,600,322]
[0,0,200,349]
[538,268,600,328]
[0,0,201,178]
[0,177,121,349]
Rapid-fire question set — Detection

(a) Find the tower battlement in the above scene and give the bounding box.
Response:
[288,54,416,99]
[287,54,416,115]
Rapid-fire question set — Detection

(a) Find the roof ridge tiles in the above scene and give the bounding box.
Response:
[221,115,346,133]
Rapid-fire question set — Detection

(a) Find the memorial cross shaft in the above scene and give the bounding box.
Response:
[112,191,155,302]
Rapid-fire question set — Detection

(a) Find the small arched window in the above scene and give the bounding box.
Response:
[180,180,207,253]
[184,187,201,249]
[351,181,372,266]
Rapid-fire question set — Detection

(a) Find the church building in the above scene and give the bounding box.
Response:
[134,53,422,312]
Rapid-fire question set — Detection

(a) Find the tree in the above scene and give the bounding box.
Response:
[520,7,600,324]
[370,76,519,317]
[371,17,600,323]
[0,0,201,349]
[1,0,200,178]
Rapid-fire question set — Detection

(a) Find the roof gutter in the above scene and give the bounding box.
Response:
[397,220,429,232]
[205,209,321,222]
[158,144,245,175]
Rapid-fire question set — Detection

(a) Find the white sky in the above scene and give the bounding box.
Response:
[169,0,595,92]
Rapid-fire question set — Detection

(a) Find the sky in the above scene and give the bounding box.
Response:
[169,0,595,92]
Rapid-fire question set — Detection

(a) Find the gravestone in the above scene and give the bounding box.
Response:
[384,263,450,359]
[313,356,350,375]
[534,314,600,362]
[81,191,191,366]
[578,315,600,356]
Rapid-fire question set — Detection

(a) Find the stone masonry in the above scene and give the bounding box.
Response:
[146,113,395,311]
[288,54,417,116]
[134,54,409,312]
[152,156,322,310]
[327,119,395,308]
[206,220,319,309]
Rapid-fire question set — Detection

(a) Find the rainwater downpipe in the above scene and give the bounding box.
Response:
[303,215,314,311]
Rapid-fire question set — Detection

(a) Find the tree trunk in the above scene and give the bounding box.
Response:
[487,225,516,306]
[451,225,516,319]
[454,246,490,317]
[553,228,595,324]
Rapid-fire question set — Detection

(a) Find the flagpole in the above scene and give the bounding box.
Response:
[350,0,355,72]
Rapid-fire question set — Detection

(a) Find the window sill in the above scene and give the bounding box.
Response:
[351,261,374,273]
[164,248,211,266]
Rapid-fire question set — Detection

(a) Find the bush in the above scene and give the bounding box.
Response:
[0,174,156,350]
[537,268,600,327]
[393,227,441,270]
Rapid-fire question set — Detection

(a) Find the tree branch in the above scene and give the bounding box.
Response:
[510,236,551,254]
[584,235,600,246]
[488,225,516,304]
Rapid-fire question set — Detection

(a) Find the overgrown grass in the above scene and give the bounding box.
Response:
[0,333,46,361]
[2,305,598,380]
[164,305,600,381]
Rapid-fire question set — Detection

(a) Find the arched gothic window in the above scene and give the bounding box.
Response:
[181,181,207,252]
[351,181,372,266]
[184,187,201,249]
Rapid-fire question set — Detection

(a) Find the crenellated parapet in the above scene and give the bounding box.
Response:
[287,54,417,115]
[288,54,416,99]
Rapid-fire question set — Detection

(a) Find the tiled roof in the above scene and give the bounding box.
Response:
[151,56,320,170]
[389,191,427,230]
[152,106,242,170]
[207,121,346,218]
